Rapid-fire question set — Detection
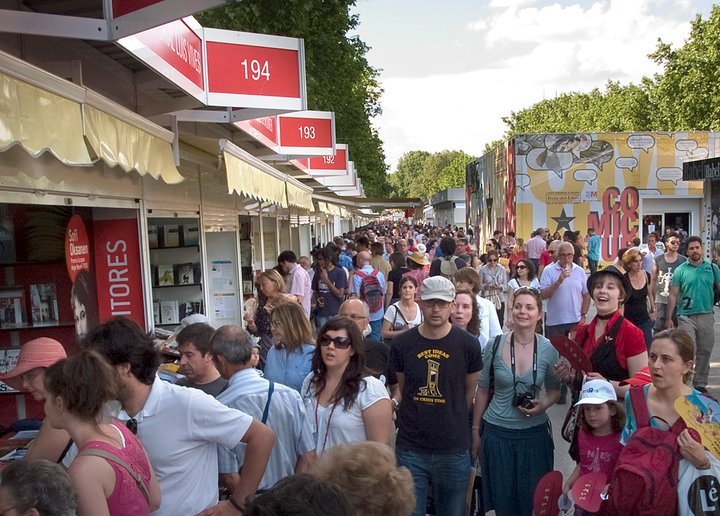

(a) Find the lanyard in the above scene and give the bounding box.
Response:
[314,397,338,454]
[510,332,538,389]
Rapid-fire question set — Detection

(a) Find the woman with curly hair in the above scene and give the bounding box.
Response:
[314,441,415,516]
[301,317,392,455]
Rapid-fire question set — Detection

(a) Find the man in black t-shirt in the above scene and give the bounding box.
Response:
[389,276,483,516]
[176,322,228,397]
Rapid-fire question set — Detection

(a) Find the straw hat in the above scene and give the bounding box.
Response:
[0,337,66,391]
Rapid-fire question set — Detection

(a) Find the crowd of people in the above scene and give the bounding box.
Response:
[0,219,717,516]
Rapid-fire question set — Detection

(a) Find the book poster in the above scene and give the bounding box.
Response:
[93,218,145,329]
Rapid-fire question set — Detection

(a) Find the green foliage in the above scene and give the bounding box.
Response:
[197,0,388,196]
[487,5,720,150]
[389,150,473,200]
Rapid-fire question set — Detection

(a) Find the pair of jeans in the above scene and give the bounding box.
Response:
[396,447,470,516]
[369,318,383,340]
[677,313,715,388]
[587,258,598,275]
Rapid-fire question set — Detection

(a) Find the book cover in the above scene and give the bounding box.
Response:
[0,348,20,392]
[153,301,160,325]
[29,283,58,325]
[160,300,179,324]
[161,224,180,247]
[157,265,175,287]
[0,289,24,327]
[148,225,158,249]
[175,263,194,285]
[182,223,199,246]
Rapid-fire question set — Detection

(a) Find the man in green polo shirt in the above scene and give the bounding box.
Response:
[666,235,720,393]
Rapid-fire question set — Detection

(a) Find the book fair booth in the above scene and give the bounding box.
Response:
[0,2,377,429]
[466,132,720,261]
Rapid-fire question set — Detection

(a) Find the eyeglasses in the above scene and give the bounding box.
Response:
[668,240,679,245]
[424,299,451,309]
[515,286,540,295]
[319,336,352,349]
[126,418,138,435]
[516,265,527,270]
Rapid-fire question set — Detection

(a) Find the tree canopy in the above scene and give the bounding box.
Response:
[494,5,720,145]
[388,150,473,200]
[197,0,388,197]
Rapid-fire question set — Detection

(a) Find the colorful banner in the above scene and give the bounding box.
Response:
[93,218,145,329]
[468,132,720,261]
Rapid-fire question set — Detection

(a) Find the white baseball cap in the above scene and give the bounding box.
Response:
[574,379,617,406]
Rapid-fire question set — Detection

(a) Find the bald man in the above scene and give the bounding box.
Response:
[352,251,386,340]
[338,298,389,382]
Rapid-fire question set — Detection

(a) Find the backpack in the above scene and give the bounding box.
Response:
[357,269,383,313]
[439,255,459,279]
[608,386,684,516]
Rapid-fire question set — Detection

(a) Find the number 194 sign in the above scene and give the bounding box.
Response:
[205,28,307,111]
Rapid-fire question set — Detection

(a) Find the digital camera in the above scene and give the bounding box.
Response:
[514,392,535,410]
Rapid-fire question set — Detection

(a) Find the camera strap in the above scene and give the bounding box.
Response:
[510,332,538,390]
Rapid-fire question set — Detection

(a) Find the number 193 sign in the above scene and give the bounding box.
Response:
[205,28,307,111]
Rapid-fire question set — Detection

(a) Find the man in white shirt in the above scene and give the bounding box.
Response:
[540,242,590,336]
[85,317,275,516]
[526,228,547,269]
[278,250,312,318]
[212,325,316,491]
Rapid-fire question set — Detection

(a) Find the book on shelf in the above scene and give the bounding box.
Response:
[160,300,179,325]
[161,224,180,247]
[182,223,199,246]
[178,300,203,319]
[153,301,160,325]
[0,288,25,327]
[175,263,194,285]
[0,348,20,392]
[157,264,175,286]
[29,283,58,325]
[148,225,158,249]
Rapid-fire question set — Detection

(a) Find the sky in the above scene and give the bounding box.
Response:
[350,0,716,173]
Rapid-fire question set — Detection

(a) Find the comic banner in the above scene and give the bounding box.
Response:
[468,132,720,261]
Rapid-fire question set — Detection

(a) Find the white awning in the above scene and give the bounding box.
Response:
[286,181,314,212]
[0,70,92,166]
[221,139,287,207]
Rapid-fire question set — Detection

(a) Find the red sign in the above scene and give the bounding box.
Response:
[278,115,333,148]
[587,186,639,261]
[65,215,90,283]
[241,116,278,148]
[204,28,305,110]
[308,146,348,172]
[93,219,146,329]
[112,0,163,17]
[207,42,299,97]
[135,19,204,90]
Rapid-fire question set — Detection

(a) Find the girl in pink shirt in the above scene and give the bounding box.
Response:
[44,350,161,516]
[563,379,625,514]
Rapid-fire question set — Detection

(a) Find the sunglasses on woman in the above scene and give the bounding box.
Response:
[319,335,352,349]
[516,265,527,270]
[515,286,540,295]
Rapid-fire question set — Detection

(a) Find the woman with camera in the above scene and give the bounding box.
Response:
[471,287,561,516]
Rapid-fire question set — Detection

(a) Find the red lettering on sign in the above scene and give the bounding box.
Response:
[587,187,639,261]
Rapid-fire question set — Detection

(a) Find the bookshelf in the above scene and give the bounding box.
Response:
[147,217,204,327]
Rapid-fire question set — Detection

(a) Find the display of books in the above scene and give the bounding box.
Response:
[29,283,58,325]
[161,224,180,247]
[0,348,20,392]
[157,265,175,286]
[182,223,199,246]
[0,288,24,327]
[148,225,158,248]
[160,300,179,324]
[179,300,203,319]
[175,263,194,285]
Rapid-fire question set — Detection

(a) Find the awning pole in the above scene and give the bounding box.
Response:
[258,202,266,272]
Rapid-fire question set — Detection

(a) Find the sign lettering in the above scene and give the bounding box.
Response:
[587,187,639,261]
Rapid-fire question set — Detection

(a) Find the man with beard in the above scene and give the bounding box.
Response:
[84,317,275,516]
[666,236,720,393]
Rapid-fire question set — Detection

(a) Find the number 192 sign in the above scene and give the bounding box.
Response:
[204,28,307,111]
